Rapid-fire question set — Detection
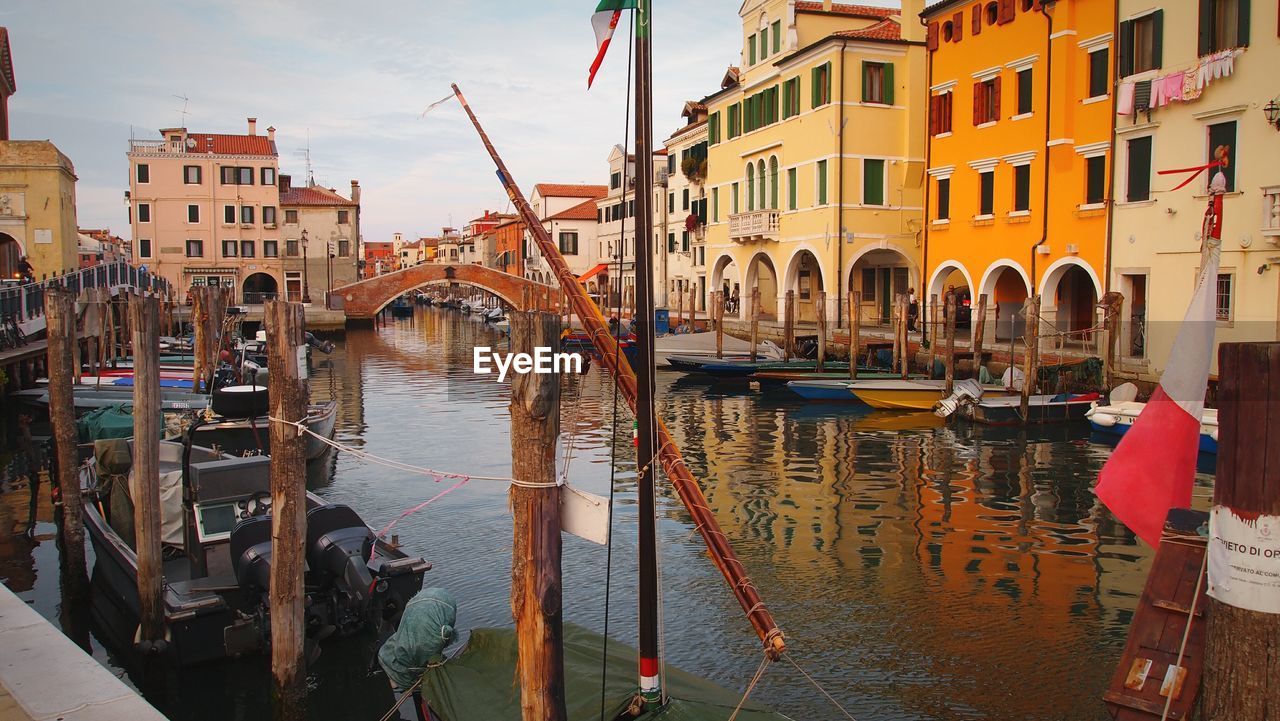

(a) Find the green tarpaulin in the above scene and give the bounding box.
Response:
[77,404,137,443]
[420,624,792,721]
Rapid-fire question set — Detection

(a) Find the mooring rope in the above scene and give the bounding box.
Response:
[727,654,771,721]
[376,676,424,721]
[783,653,858,721]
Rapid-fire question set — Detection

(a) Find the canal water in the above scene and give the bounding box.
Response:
[0,306,1215,721]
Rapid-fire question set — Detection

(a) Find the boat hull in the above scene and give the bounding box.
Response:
[785,380,858,401]
[1089,414,1219,454]
[967,397,1095,425]
[193,400,337,459]
[851,381,1016,411]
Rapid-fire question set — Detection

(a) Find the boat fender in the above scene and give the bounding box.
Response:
[1210,427,1219,442]
[1088,412,1118,427]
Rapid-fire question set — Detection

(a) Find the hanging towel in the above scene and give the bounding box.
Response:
[1116,81,1136,115]
[1183,66,1203,100]
[1150,77,1168,108]
[1162,73,1184,104]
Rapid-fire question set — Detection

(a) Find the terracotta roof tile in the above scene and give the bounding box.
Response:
[834,18,903,41]
[185,132,277,157]
[795,2,897,19]
[533,183,608,199]
[280,184,357,207]
[547,199,601,221]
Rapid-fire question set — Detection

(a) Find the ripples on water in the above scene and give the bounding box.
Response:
[0,306,1214,721]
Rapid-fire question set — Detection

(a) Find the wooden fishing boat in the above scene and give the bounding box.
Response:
[785,378,861,401]
[961,393,1100,425]
[81,441,429,666]
[192,400,337,460]
[850,379,1016,410]
[654,331,782,367]
[756,368,914,386]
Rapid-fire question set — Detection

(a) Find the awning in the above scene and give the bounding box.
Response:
[578,263,609,282]
[183,267,239,275]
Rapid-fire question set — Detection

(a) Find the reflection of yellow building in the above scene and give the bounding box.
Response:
[922,0,1114,348]
[703,0,926,329]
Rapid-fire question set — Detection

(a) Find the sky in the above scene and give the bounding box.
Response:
[2,0,896,243]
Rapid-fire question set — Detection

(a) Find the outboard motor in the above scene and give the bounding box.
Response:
[306,504,376,606]
[305,332,336,355]
[934,378,986,418]
[230,515,275,593]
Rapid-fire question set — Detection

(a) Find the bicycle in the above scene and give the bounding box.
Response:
[0,314,26,351]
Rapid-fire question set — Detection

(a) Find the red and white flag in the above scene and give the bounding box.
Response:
[588,0,636,89]
[1095,184,1224,546]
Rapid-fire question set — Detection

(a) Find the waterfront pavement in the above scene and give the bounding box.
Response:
[0,583,168,721]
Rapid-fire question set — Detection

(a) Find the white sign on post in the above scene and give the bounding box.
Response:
[1207,506,1280,614]
[560,484,609,545]
[296,345,309,380]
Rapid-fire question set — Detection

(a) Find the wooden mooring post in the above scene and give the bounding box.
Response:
[688,286,696,333]
[45,288,88,597]
[815,290,827,373]
[1200,342,1280,719]
[972,293,987,378]
[1019,295,1041,421]
[944,291,957,395]
[675,286,684,331]
[783,290,795,362]
[714,291,724,359]
[265,300,308,721]
[130,291,166,648]
[749,287,760,363]
[508,310,567,721]
[849,290,860,379]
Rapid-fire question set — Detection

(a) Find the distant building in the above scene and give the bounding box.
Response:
[493,217,525,276]
[279,175,360,304]
[0,141,80,280]
[595,147,665,304]
[127,118,282,303]
[663,102,709,309]
[362,240,396,278]
[460,210,512,266]
[436,227,462,263]
[527,182,608,290]
[78,228,128,268]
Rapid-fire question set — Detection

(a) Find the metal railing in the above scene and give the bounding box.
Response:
[0,261,173,325]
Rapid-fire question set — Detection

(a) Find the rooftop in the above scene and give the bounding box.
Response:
[533,183,608,199]
[280,183,356,207]
[834,17,903,41]
[795,2,898,19]
[547,198,601,221]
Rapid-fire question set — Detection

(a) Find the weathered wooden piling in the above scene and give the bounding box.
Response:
[1020,295,1041,420]
[675,286,684,331]
[929,293,939,356]
[129,291,165,646]
[265,300,308,721]
[783,290,795,362]
[1200,342,1280,720]
[895,293,910,378]
[815,290,827,373]
[714,291,724,359]
[749,287,760,363]
[45,288,88,596]
[944,291,957,395]
[849,290,860,379]
[688,286,696,333]
[972,293,987,378]
[508,310,566,721]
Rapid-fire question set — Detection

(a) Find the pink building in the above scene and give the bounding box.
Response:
[127,118,283,303]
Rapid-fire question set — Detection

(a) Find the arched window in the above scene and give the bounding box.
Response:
[768,156,779,209]
[985,2,998,25]
[746,164,755,211]
[942,21,954,42]
[757,159,766,209]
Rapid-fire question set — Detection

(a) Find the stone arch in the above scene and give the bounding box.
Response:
[977,258,1033,299]
[1039,257,1103,340]
[976,259,1033,344]
[744,252,779,320]
[0,232,23,280]
[1037,256,1103,301]
[242,272,279,304]
[845,242,919,327]
[782,245,827,323]
[927,260,975,303]
[334,263,555,320]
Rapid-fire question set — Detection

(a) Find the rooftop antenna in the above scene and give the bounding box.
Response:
[299,129,314,185]
[172,94,190,128]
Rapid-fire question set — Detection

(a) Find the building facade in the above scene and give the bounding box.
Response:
[493,217,525,276]
[0,141,80,279]
[662,103,710,310]
[279,175,360,304]
[594,147,667,305]
[78,228,128,268]
[362,240,396,278]
[526,183,608,285]
[128,119,282,303]
[703,0,927,327]
[922,0,1114,349]
[1110,0,1279,380]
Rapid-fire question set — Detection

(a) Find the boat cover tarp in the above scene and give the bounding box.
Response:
[77,404,139,443]
[378,587,458,689]
[420,624,791,721]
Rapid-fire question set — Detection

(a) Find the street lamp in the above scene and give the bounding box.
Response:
[326,240,334,309]
[1264,98,1280,130]
[301,229,312,304]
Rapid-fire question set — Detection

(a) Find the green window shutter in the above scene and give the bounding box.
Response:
[883,63,895,105]
[760,30,768,58]
[788,168,797,210]
[1152,10,1164,68]
[1118,20,1134,77]
[1197,0,1212,55]
[861,62,871,102]
[712,187,719,222]
[769,158,779,209]
[811,67,819,108]
[825,63,832,105]
[864,159,884,206]
[817,160,828,204]
[732,182,739,213]
[749,35,756,65]
[782,82,791,119]
[772,21,781,53]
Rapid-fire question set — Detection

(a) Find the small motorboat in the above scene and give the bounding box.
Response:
[654,332,782,367]
[786,379,861,401]
[849,379,1017,411]
[81,441,429,666]
[932,378,1099,425]
[10,384,210,413]
[1085,383,1219,454]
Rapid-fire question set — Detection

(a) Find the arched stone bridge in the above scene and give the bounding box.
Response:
[332,263,560,321]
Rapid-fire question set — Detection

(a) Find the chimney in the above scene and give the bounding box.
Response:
[267,126,276,142]
[247,117,258,135]
[898,0,925,43]
[350,180,361,205]
[279,174,292,194]
[822,0,832,10]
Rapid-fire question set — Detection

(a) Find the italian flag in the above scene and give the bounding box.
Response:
[589,0,636,88]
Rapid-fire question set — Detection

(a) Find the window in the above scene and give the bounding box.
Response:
[861,267,877,301]
[138,203,151,223]
[759,29,768,59]
[937,178,951,220]
[1215,273,1233,321]
[1201,0,1250,53]
[220,166,255,185]
[746,165,755,211]
[863,159,885,206]
[338,210,350,225]
[1016,68,1033,115]
[628,199,634,217]
[862,62,893,104]
[610,171,622,189]
[974,77,1000,124]
[1013,164,1031,211]
[224,205,236,224]
[1085,156,1107,205]
[985,2,999,25]
[136,164,149,183]
[185,239,203,257]
[728,103,741,138]
[286,209,300,225]
[782,77,801,119]
[240,206,255,224]
[682,188,690,210]
[222,240,238,257]
[559,231,579,255]
[682,231,690,252]
[287,240,300,257]
[261,167,276,186]
[187,204,200,223]
[816,160,828,205]
[771,20,781,53]
[668,192,675,213]
[240,240,255,258]
[668,154,676,174]
[1126,136,1152,201]
[712,187,719,222]
[732,182,740,213]
[263,240,278,258]
[788,167,798,210]
[942,21,954,43]
[930,92,953,136]
[338,240,349,257]
[811,62,832,108]
[1119,12,1163,76]
[1207,121,1237,192]
[1088,49,1109,98]
[184,165,202,184]
[263,206,277,226]
[979,171,994,216]
[709,112,721,144]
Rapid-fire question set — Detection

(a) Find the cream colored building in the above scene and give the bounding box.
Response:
[526,183,608,284]
[662,103,710,310]
[128,118,282,303]
[1110,0,1280,380]
[703,0,926,326]
[0,141,80,280]
[594,146,668,305]
[279,175,360,304]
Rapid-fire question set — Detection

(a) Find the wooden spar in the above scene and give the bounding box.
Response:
[509,311,567,721]
[130,291,165,645]
[450,82,786,656]
[815,291,827,373]
[45,288,88,597]
[749,287,760,363]
[944,291,956,395]
[849,290,860,380]
[972,293,987,378]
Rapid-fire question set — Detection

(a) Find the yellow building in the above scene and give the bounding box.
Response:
[1110,0,1279,381]
[0,141,80,280]
[922,0,1114,348]
[704,0,927,328]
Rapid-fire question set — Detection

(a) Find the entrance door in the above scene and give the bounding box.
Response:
[878,267,892,324]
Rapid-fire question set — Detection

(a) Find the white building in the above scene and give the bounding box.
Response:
[662,102,710,310]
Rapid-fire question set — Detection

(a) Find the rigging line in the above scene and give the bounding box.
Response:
[727,654,771,721]
[1159,549,1207,721]
[783,653,858,721]
[601,10,635,721]
[377,475,471,538]
[376,677,424,721]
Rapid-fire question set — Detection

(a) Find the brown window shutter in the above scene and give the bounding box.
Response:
[945,93,953,133]
[953,11,964,40]
[992,76,1002,120]
[927,21,939,50]
[972,5,982,35]
[973,82,983,125]
[999,0,1016,24]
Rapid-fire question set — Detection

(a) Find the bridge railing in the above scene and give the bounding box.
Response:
[0,261,173,325]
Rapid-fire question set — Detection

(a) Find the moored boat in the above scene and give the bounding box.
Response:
[1087,400,1219,454]
[960,392,1100,425]
[850,379,1016,411]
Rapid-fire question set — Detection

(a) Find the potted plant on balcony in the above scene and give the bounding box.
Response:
[681,156,706,184]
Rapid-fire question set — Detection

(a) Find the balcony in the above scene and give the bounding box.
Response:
[728,210,780,242]
[1264,185,1280,244]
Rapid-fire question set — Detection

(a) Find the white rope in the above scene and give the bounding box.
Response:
[727,654,771,721]
[377,677,423,721]
[266,416,559,488]
[783,653,858,721]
